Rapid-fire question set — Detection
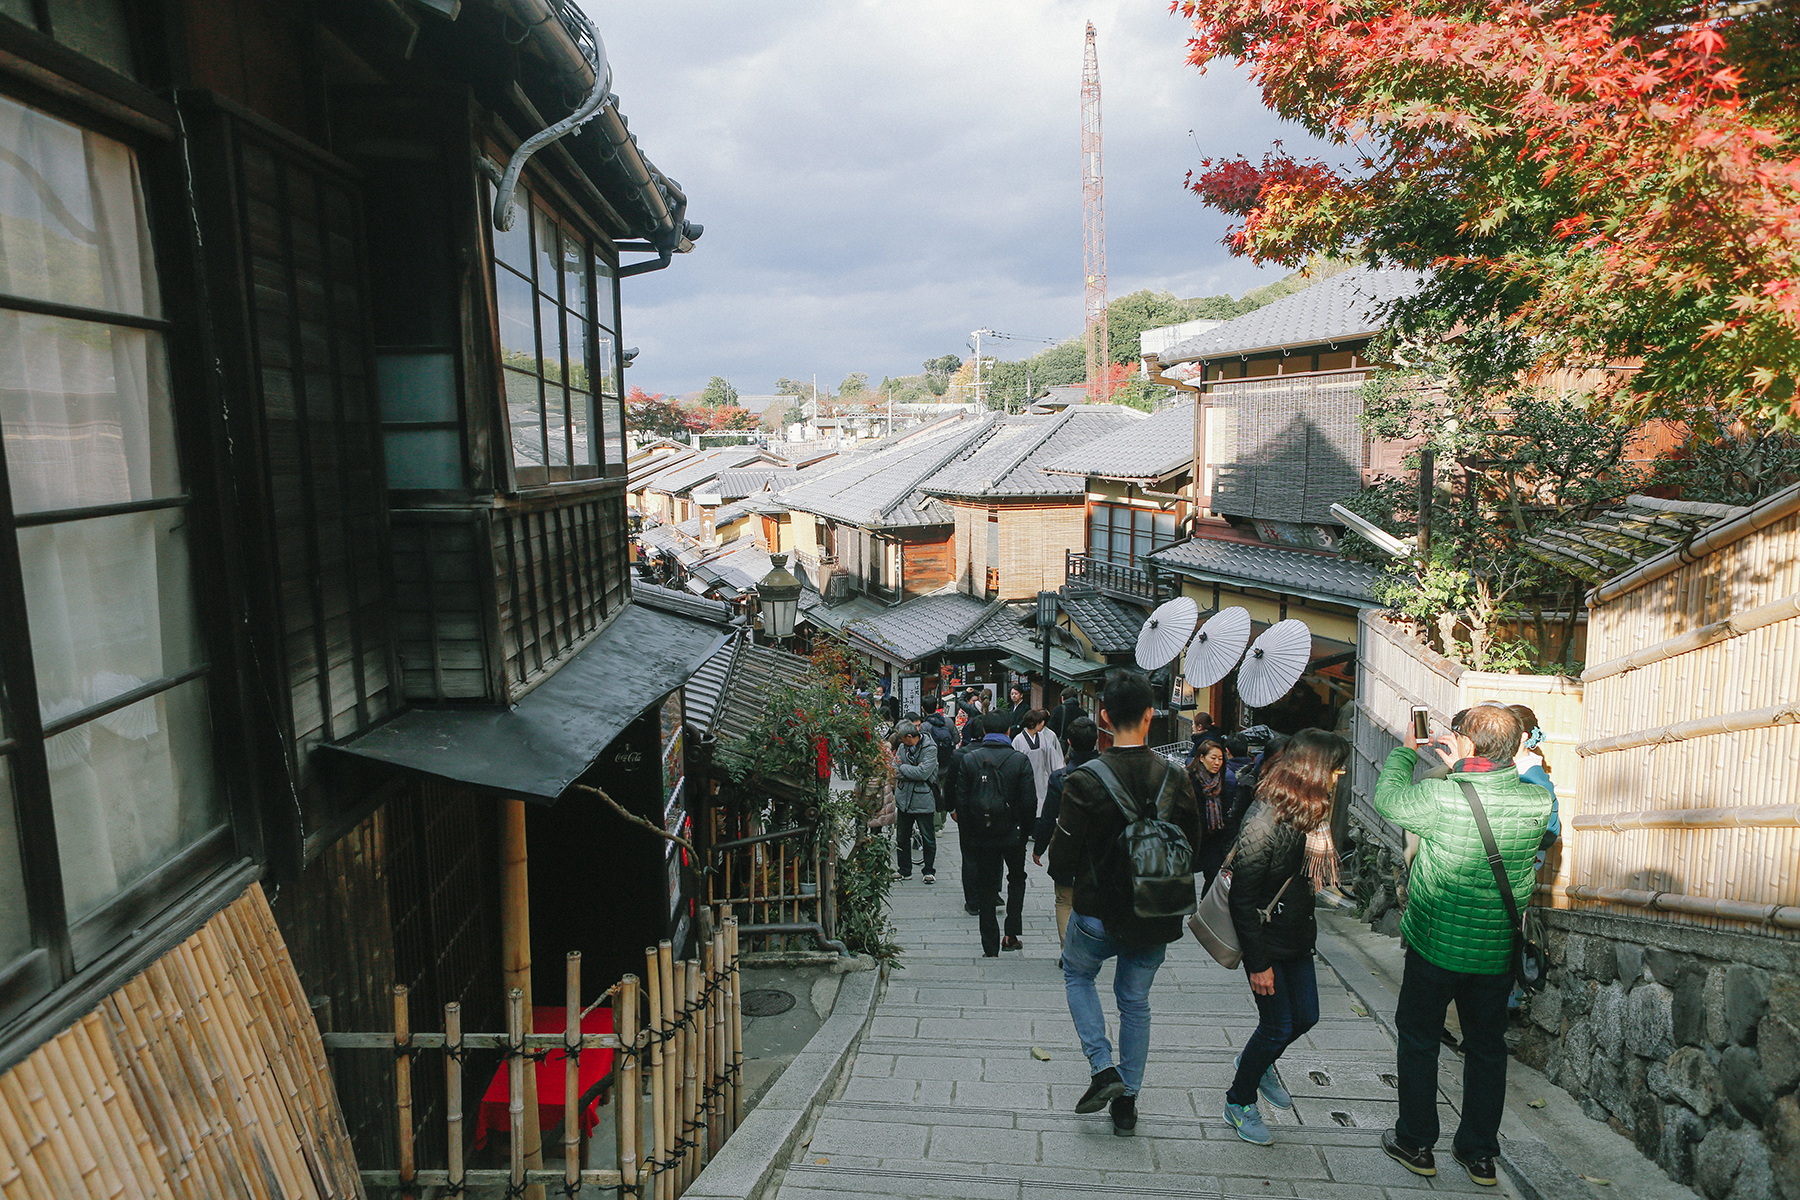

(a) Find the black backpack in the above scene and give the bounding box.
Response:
[1079,757,1196,920]
[961,748,1013,839]
[925,714,955,762]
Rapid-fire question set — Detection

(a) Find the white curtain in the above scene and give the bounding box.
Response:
[1,95,217,938]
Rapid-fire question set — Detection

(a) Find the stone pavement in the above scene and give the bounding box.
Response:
[767,829,1525,1200]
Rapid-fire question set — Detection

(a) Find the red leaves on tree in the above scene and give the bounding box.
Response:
[1173,0,1800,420]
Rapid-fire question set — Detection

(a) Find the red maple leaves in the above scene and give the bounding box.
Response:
[1174,0,1800,421]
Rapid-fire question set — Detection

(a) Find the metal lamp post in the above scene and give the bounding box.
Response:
[756,553,803,646]
[1037,590,1058,708]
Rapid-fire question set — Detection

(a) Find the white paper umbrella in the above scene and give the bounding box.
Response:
[1134,595,1199,670]
[1184,606,1252,690]
[1238,618,1314,707]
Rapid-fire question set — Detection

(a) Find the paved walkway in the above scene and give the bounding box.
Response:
[771,829,1520,1200]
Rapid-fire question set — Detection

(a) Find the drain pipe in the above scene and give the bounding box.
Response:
[490,0,610,232]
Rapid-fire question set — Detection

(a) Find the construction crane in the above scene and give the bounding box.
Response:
[1081,21,1111,403]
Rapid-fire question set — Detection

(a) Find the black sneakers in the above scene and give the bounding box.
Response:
[1453,1149,1498,1187]
[1109,1094,1137,1136]
[1075,1067,1126,1114]
[1381,1129,1437,1177]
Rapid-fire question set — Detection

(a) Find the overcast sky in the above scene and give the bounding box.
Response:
[592,1,1325,398]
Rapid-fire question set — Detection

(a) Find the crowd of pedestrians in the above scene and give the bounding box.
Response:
[866,668,1554,1187]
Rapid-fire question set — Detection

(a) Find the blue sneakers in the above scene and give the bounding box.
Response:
[1225,1101,1272,1145]
[1233,1052,1293,1109]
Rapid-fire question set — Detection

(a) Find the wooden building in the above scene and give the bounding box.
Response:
[0,0,715,1183]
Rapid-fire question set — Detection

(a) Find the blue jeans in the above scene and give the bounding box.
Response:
[1226,957,1319,1106]
[1061,913,1166,1095]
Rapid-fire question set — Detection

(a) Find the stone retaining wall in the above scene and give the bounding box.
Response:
[1508,911,1800,1200]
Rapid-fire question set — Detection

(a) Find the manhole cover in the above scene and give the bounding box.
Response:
[741,989,796,1016]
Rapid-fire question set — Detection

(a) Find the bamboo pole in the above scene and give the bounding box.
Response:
[507,988,526,1199]
[709,930,726,1158]
[680,960,700,1190]
[656,940,675,1200]
[727,918,743,1131]
[564,952,581,1195]
[698,940,714,1167]
[501,799,545,1199]
[1571,804,1800,831]
[1577,700,1800,756]
[644,947,667,1200]
[616,974,640,1197]
[446,1002,465,1196]
[393,985,414,1198]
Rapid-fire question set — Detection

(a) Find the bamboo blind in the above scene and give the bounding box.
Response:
[0,883,361,1200]
[1575,507,1800,933]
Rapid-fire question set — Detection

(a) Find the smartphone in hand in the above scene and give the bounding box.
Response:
[1411,705,1431,747]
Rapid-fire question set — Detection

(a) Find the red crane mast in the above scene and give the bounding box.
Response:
[1081,21,1111,402]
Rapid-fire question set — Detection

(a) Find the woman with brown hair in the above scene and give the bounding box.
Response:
[1222,728,1351,1146]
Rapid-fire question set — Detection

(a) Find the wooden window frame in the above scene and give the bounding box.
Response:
[0,49,254,1055]
[479,148,625,492]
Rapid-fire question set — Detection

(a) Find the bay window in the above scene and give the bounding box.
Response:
[489,180,624,487]
[0,93,225,1017]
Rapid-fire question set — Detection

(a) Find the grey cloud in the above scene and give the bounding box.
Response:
[589,0,1330,395]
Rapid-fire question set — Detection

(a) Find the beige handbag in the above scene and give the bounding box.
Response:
[1187,815,1297,970]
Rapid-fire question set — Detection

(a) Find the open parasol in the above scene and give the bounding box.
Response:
[1134,595,1199,670]
[1237,619,1314,708]
[1184,606,1252,690]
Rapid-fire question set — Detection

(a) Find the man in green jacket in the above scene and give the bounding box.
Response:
[1374,704,1551,1188]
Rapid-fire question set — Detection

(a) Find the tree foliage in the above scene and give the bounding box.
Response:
[1176,0,1800,426]
[698,375,739,408]
[626,386,692,438]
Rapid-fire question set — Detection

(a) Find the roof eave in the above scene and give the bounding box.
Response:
[1158,326,1383,369]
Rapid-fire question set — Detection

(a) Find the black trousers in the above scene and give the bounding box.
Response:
[1002,839,1027,938]
[895,810,935,875]
[1393,945,1513,1159]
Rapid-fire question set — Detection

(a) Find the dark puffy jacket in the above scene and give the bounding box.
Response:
[955,740,1036,848]
[1227,800,1315,973]
[1048,746,1201,945]
[922,712,956,766]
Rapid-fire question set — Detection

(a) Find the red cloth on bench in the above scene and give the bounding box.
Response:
[474,1006,615,1150]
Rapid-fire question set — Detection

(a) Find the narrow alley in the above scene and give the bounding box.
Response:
[768,837,1516,1200]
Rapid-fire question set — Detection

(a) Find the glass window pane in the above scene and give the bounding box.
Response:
[376,352,457,423]
[495,266,534,373]
[505,368,544,467]
[45,0,137,78]
[562,228,588,325]
[384,428,462,489]
[602,394,625,469]
[532,205,558,298]
[0,757,34,965]
[50,677,220,929]
[593,328,617,397]
[19,507,204,723]
[1087,514,1106,561]
[2,314,180,514]
[565,309,589,394]
[592,252,616,331]
[543,386,568,467]
[538,292,563,383]
[0,95,157,315]
[491,184,531,274]
[570,391,593,466]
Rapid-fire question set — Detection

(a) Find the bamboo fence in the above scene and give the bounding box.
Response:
[1570,496,1800,934]
[1351,610,1584,889]
[0,883,362,1200]
[325,909,744,1198]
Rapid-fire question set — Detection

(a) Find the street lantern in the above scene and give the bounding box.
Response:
[756,553,803,642]
[1037,590,1059,705]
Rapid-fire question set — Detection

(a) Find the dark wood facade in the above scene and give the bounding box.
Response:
[0,0,697,1176]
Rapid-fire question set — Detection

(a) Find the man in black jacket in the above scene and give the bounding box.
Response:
[954,712,1037,956]
[1048,669,1201,1136]
[1033,716,1097,946]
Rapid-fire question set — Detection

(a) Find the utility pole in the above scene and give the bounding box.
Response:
[972,328,996,413]
[1081,22,1111,403]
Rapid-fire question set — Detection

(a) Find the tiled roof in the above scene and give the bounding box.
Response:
[628,446,700,489]
[641,447,780,496]
[630,582,738,624]
[1524,494,1750,585]
[921,407,1140,499]
[714,467,797,499]
[1158,266,1424,365]
[684,632,812,742]
[775,416,996,528]
[803,590,995,662]
[1043,402,1195,481]
[674,502,751,538]
[1149,536,1383,605]
[1058,591,1149,655]
[949,601,1033,651]
[688,539,775,597]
